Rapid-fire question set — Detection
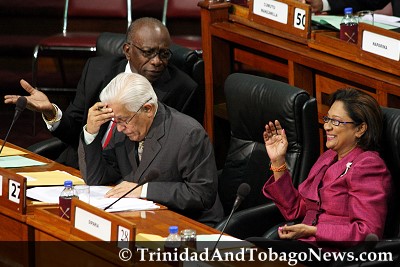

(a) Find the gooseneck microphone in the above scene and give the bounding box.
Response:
[0,96,27,154]
[103,170,160,211]
[211,183,251,254]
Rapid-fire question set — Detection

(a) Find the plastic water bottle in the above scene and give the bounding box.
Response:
[164,226,181,266]
[340,7,358,44]
[59,180,76,220]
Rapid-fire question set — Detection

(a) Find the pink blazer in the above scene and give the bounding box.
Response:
[263,147,391,248]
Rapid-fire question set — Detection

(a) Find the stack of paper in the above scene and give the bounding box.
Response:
[27,185,159,212]
[91,197,160,212]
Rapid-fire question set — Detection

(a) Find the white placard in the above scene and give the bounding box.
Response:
[362,31,400,61]
[117,225,131,249]
[74,207,112,241]
[253,0,288,24]
[0,175,2,196]
[8,180,20,204]
[294,8,306,30]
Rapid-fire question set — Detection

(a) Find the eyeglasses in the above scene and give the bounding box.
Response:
[111,98,152,126]
[323,116,355,126]
[128,43,173,61]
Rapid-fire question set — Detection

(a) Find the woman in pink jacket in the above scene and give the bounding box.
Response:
[256,88,391,254]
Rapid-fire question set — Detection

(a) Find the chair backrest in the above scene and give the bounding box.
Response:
[63,0,132,33]
[162,0,200,26]
[218,73,320,216]
[381,107,400,238]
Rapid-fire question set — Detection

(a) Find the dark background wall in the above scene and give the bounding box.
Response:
[0,0,201,149]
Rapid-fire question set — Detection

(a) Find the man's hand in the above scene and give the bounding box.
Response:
[278,223,317,240]
[305,0,323,13]
[105,181,142,198]
[4,79,55,119]
[86,102,114,134]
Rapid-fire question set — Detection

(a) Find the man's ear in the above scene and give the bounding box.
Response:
[143,103,154,117]
[123,43,131,60]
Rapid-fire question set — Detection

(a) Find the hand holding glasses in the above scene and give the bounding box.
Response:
[111,97,152,126]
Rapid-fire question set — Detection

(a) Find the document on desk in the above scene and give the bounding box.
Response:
[312,15,398,30]
[0,146,28,156]
[27,185,160,212]
[0,156,46,168]
[18,170,85,186]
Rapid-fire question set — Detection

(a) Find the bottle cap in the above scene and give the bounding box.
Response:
[169,226,178,234]
[64,180,73,187]
[344,7,353,14]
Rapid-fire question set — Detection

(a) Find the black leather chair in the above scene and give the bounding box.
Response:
[214,73,320,239]
[27,32,205,160]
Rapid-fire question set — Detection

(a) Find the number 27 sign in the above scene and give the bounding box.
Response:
[9,180,21,204]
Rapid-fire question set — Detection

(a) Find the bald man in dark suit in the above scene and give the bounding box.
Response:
[4,17,199,169]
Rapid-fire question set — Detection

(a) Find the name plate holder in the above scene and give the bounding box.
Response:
[0,168,27,214]
[309,23,400,77]
[70,198,136,251]
[247,0,312,43]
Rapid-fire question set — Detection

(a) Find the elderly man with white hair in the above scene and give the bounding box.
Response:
[78,72,223,225]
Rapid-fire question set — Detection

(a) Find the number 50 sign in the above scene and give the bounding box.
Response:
[294,8,306,30]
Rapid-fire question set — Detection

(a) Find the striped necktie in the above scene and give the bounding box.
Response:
[102,122,116,149]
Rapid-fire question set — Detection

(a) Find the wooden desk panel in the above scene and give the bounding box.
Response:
[199,1,400,145]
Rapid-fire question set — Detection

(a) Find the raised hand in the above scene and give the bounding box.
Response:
[86,102,114,134]
[263,120,288,166]
[4,79,54,118]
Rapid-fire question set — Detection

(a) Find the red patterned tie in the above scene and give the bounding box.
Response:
[102,123,116,149]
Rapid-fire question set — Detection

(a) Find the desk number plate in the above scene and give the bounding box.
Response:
[8,179,20,204]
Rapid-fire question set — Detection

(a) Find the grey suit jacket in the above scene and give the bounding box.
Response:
[78,103,224,225]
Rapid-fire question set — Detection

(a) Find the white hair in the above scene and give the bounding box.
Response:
[99,73,158,112]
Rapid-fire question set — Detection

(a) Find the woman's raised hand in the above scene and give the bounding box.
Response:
[263,120,288,165]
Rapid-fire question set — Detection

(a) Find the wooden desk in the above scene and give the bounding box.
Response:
[0,141,81,266]
[26,205,222,267]
[0,142,221,266]
[199,1,400,146]
[0,142,294,266]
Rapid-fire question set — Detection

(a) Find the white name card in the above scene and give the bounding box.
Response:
[253,0,288,24]
[74,207,112,241]
[362,31,400,61]
[8,180,20,204]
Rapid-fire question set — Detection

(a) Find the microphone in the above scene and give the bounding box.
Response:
[0,96,27,154]
[103,170,160,211]
[211,183,251,254]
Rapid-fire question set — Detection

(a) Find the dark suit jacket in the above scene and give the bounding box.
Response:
[264,147,391,250]
[52,56,198,168]
[327,0,395,14]
[78,103,224,225]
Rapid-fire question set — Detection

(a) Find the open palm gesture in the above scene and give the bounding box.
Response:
[263,120,288,164]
